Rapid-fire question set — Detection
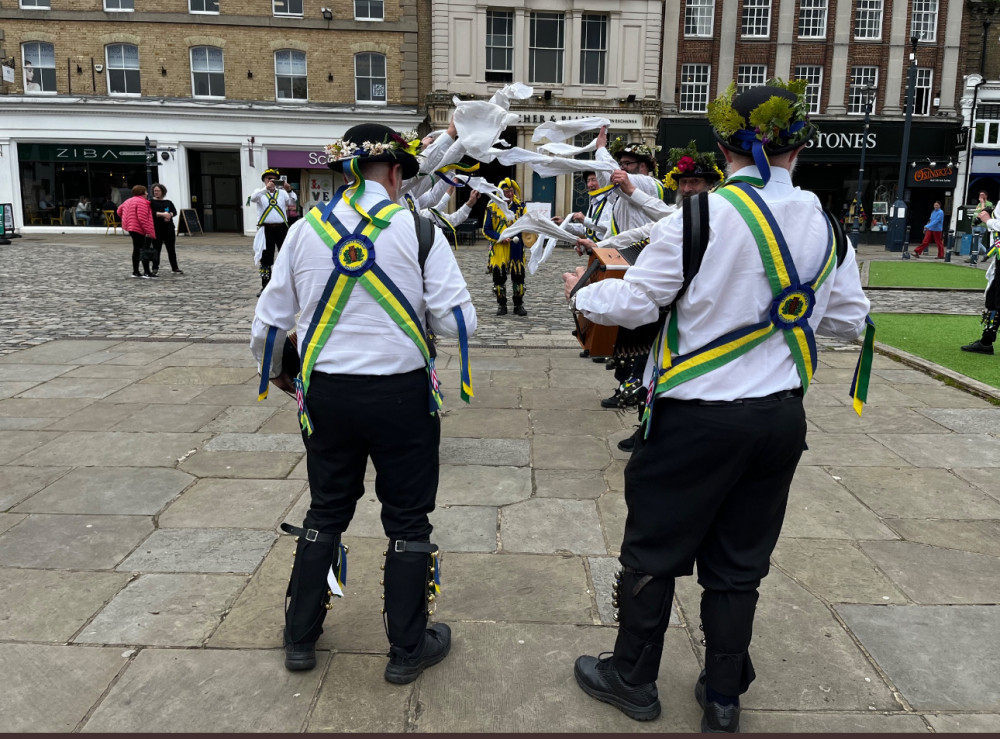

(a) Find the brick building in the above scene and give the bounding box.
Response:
[0,0,429,233]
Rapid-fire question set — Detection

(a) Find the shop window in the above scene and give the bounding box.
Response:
[911,0,937,43]
[275,50,308,101]
[191,46,225,98]
[580,15,607,86]
[794,64,823,113]
[104,0,134,10]
[273,0,303,14]
[22,42,57,94]
[189,0,219,13]
[737,64,766,93]
[741,0,770,38]
[529,12,563,85]
[486,10,514,83]
[684,0,713,37]
[355,52,386,104]
[680,63,710,113]
[848,66,878,114]
[20,0,49,8]
[798,0,827,38]
[355,0,383,20]
[854,0,882,40]
[106,44,141,96]
[914,68,933,116]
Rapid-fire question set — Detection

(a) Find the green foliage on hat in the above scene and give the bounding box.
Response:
[706,82,744,140]
[709,78,813,147]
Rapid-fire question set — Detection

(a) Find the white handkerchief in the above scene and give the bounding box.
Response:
[485,147,616,178]
[489,82,534,109]
[538,140,598,157]
[453,97,519,160]
[486,193,514,221]
[327,565,344,598]
[498,211,579,244]
[527,235,559,275]
[531,117,611,143]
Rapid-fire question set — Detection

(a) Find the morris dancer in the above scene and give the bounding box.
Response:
[962,206,1000,354]
[250,168,297,292]
[484,177,528,316]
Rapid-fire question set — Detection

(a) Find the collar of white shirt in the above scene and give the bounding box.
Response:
[730,164,793,190]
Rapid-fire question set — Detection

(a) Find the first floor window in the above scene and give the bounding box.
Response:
[529,12,564,84]
[680,63,710,112]
[106,44,140,95]
[798,0,827,38]
[105,0,134,9]
[914,67,933,116]
[355,52,386,103]
[20,0,49,7]
[189,0,219,12]
[273,0,303,15]
[854,0,882,39]
[911,0,938,42]
[191,46,225,97]
[742,0,771,37]
[794,65,823,113]
[355,0,383,20]
[580,14,607,86]
[848,66,878,114]
[685,0,714,37]
[275,50,307,100]
[737,64,767,93]
[22,42,57,93]
[486,9,514,83]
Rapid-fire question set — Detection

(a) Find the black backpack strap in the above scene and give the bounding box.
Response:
[413,213,438,358]
[824,208,850,266]
[679,191,710,299]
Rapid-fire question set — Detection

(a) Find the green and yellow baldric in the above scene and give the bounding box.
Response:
[642,178,874,436]
[609,179,667,237]
[257,191,288,227]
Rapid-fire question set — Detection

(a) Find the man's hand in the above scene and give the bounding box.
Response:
[271,373,295,395]
[575,238,597,256]
[467,190,480,205]
[282,181,293,192]
[265,180,277,193]
[979,210,991,223]
[447,115,458,139]
[595,125,607,150]
[570,211,586,223]
[563,266,587,302]
[611,170,635,196]
[551,215,563,225]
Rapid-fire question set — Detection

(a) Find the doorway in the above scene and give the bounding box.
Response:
[188,150,243,232]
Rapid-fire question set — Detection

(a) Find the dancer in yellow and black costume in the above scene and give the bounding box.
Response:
[484,177,528,316]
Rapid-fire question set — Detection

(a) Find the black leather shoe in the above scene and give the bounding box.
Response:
[284,641,317,671]
[961,340,994,355]
[496,304,508,316]
[513,305,527,316]
[573,654,660,721]
[617,433,636,453]
[601,391,621,409]
[695,670,740,733]
[384,623,451,684]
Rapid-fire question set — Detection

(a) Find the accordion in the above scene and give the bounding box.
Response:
[571,246,649,358]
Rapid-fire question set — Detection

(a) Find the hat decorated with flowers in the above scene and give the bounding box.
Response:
[325,123,422,180]
[661,140,724,190]
[707,79,816,185]
[608,137,661,172]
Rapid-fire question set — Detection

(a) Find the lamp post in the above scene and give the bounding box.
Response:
[851,85,876,250]
[887,34,921,258]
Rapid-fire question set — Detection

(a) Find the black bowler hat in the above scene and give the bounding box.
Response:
[711,83,816,157]
[326,123,420,179]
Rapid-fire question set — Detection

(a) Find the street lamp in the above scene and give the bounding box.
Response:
[851,84,876,250]
[887,33,921,258]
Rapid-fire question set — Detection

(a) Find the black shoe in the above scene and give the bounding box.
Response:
[601,390,621,409]
[513,305,527,316]
[573,654,660,721]
[496,304,508,316]
[146,272,159,278]
[961,340,994,355]
[151,270,158,276]
[130,273,142,278]
[912,251,921,258]
[617,433,636,453]
[173,269,185,274]
[695,670,740,733]
[384,623,451,684]
[284,633,317,672]
[592,356,608,363]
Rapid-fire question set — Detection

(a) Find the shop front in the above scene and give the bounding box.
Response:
[17,142,155,227]
[266,149,346,218]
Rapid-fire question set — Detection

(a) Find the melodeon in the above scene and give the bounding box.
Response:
[571,246,640,358]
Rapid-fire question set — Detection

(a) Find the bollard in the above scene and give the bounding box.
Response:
[944,230,954,262]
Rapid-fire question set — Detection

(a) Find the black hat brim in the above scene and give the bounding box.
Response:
[714,123,817,157]
[327,150,420,180]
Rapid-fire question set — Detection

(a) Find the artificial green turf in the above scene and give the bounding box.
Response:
[867,261,987,289]
[871,313,1000,389]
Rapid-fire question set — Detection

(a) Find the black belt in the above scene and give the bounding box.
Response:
[669,388,803,407]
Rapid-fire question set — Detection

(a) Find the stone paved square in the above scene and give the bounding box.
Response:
[119,528,277,573]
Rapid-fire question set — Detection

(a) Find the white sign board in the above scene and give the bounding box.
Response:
[1,65,14,84]
[525,201,552,217]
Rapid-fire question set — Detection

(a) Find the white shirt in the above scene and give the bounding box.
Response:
[595,146,672,232]
[251,180,477,377]
[250,187,297,226]
[574,166,871,401]
[563,191,614,240]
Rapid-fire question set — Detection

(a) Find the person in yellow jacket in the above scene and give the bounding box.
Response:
[483,177,528,316]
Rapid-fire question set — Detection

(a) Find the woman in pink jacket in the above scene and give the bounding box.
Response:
[117,185,158,279]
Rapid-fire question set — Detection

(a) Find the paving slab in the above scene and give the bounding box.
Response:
[0,413,52,428]
[429,505,498,552]
[447,385,520,409]
[439,437,529,466]
[915,407,1000,434]
[74,573,247,647]
[204,432,305,453]
[140,366,258,385]
[771,539,909,604]
[256,408,303,434]
[954,467,1000,503]
[436,464,531,506]
[837,605,1000,711]
[415,621,703,732]
[835,467,1000,519]
[150,342,258,366]
[109,403,226,432]
[870,433,1000,468]
[0,465,70,510]
[0,364,74,382]
[803,384,850,407]
[16,376,134,399]
[743,711,929,732]
[199,405,278,433]
[529,408,626,437]
[439,408,529,438]
[548,368,617,389]
[119,528,276,574]
[306,653,413,732]
[781,466,899,540]
[209,536,391,654]
[13,467,194,515]
[14,431,210,468]
[892,383,993,408]
[588,556,681,627]
[61,363,161,380]
[0,396,95,418]
[925,713,1000,732]
[798,432,908,467]
[886,519,1000,558]
[521,386,605,411]
[43,402,147,431]
[534,468,608,499]
[501,498,606,555]
[179,450,303,479]
[597,491,626,554]
[603,458,629,492]
[674,569,901,711]
[443,552,593,624]
[189,383,292,406]
[0,339,121,365]
[0,514,154,569]
[0,514,24,535]
[88,341,190,365]
[490,369,550,389]
[0,429,66,465]
[806,405,951,434]
[100,383,208,405]
[0,643,129,732]
[860,541,1000,604]
[80,648,324,733]
[532,434,610,470]
[0,568,131,641]
[159,478,305,529]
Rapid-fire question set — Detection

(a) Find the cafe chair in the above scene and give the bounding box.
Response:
[103,210,121,235]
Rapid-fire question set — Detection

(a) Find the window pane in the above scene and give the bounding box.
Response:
[680,63,710,112]
[685,0,713,36]
[737,64,766,92]
[210,72,225,97]
[914,67,932,115]
[355,53,386,103]
[742,0,771,36]
[848,66,878,114]
[23,42,57,93]
[486,9,514,79]
[529,12,564,84]
[911,0,937,42]
[798,0,827,37]
[794,64,823,113]
[854,0,882,39]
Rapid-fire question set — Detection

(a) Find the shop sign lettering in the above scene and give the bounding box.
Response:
[17,143,149,163]
[914,165,954,182]
[806,132,878,150]
[515,112,643,128]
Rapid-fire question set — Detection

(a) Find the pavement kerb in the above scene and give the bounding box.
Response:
[873,341,1000,405]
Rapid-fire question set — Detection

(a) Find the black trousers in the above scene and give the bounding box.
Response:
[129,232,151,276]
[491,265,525,305]
[613,391,806,694]
[260,223,289,268]
[153,228,178,272]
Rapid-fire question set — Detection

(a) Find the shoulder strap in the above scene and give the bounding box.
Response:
[825,208,849,266]
[680,191,711,299]
[414,214,436,271]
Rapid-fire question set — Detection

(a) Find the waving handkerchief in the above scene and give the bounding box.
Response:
[497,210,579,244]
[531,116,611,143]
[537,140,598,157]
[486,192,514,221]
[527,236,560,275]
[453,97,519,160]
[487,147,616,178]
[489,82,534,109]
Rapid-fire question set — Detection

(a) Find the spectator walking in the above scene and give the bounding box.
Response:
[149,183,183,275]
[968,191,993,265]
[914,201,945,258]
[117,185,157,279]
